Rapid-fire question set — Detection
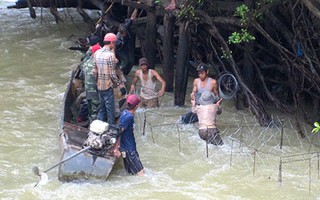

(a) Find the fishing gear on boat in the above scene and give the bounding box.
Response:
[32,120,120,186]
[82,120,120,156]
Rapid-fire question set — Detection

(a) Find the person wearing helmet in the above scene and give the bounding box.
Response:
[117,94,144,176]
[115,8,138,75]
[93,33,124,125]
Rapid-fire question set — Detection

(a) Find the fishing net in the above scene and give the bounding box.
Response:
[133,105,320,194]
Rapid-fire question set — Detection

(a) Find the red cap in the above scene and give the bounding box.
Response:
[127,94,140,107]
[91,44,101,53]
[104,33,117,42]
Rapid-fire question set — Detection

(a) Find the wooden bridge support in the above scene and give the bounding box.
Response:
[174,21,190,106]
[163,12,176,92]
[144,7,157,69]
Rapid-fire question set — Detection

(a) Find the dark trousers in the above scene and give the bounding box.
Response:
[199,128,223,146]
[97,87,115,125]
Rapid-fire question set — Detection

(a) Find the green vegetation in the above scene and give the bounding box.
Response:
[228,4,255,44]
[312,122,320,133]
[228,29,255,44]
[155,0,163,6]
[235,4,250,25]
[178,0,203,21]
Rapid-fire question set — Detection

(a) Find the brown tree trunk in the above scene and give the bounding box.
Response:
[242,0,255,90]
[144,7,157,69]
[163,12,176,92]
[174,21,190,106]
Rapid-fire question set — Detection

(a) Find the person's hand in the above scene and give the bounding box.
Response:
[165,0,176,11]
[217,98,223,106]
[119,82,125,88]
[113,148,121,158]
[158,90,165,97]
[191,98,196,106]
[190,92,195,100]
[129,84,135,94]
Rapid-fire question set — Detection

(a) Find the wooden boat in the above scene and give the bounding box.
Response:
[58,66,120,182]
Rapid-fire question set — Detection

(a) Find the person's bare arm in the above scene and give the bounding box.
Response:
[130,8,138,20]
[109,55,121,86]
[210,78,219,97]
[165,0,176,10]
[190,78,198,100]
[191,97,197,113]
[152,70,166,96]
[129,70,140,94]
[216,98,223,115]
[112,139,121,158]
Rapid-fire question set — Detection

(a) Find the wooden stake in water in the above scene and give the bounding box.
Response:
[253,149,257,176]
[143,112,146,135]
[317,153,319,179]
[239,120,243,149]
[309,156,311,193]
[151,124,154,143]
[177,125,181,152]
[278,158,282,183]
[206,129,209,158]
[280,119,284,149]
[230,140,233,166]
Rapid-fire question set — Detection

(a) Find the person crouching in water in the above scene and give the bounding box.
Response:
[129,57,166,108]
[191,91,223,145]
[118,94,144,176]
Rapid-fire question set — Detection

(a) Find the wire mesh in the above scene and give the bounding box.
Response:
[133,103,320,193]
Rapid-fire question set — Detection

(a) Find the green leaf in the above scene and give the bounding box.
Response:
[312,122,320,134]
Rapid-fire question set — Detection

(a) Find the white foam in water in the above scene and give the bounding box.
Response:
[0,2,320,199]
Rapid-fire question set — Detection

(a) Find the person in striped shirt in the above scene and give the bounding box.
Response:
[94,33,124,125]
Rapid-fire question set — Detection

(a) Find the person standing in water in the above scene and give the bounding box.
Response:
[129,57,166,108]
[191,91,223,145]
[118,94,144,176]
[191,63,219,102]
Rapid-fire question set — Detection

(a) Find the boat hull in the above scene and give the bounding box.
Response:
[58,66,119,182]
[58,144,116,181]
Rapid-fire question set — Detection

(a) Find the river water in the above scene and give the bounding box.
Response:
[1,1,320,199]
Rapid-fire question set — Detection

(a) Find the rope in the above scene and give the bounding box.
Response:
[95,2,115,26]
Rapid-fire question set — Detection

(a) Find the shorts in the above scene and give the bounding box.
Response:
[140,97,159,108]
[122,150,144,175]
[198,128,223,146]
